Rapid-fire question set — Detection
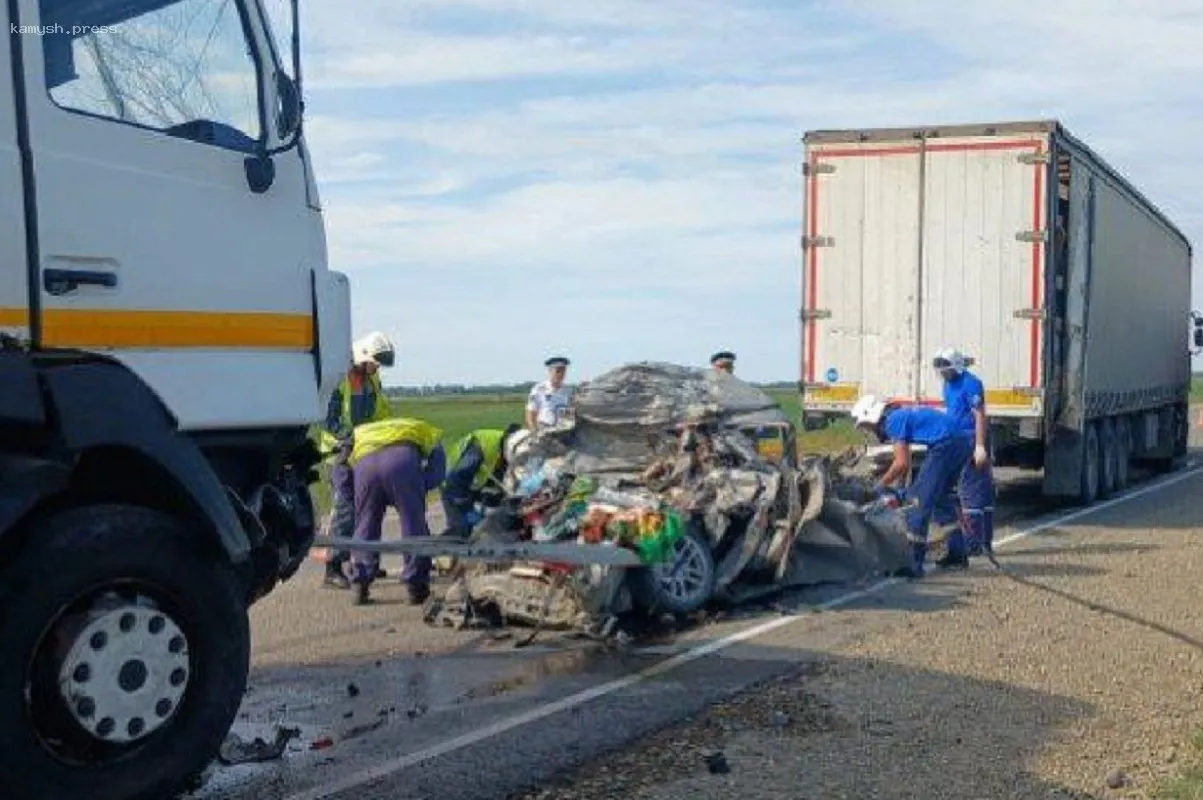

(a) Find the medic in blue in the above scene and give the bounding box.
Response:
[931,347,996,560]
[850,394,974,578]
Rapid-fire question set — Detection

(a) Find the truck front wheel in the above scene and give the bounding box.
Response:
[0,504,250,800]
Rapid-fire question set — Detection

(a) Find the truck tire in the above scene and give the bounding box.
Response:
[1098,418,1118,499]
[1078,422,1100,506]
[0,504,251,800]
[629,522,716,616]
[1114,417,1132,490]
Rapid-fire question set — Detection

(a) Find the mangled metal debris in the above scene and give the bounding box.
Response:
[424,362,912,635]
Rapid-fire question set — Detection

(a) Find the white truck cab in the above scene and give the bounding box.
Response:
[0,1,349,797]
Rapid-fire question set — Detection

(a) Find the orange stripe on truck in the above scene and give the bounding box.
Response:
[0,307,313,350]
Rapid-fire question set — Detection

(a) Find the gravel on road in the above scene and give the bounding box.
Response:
[509,469,1203,800]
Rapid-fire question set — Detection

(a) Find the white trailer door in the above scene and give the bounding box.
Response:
[16,0,321,430]
[916,136,1050,415]
[803,144,924,408]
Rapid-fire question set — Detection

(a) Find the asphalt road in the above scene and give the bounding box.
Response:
[185,440,1203,800]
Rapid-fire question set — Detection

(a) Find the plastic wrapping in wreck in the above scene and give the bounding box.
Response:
[425,362,913,632]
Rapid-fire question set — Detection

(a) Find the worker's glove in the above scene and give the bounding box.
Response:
[973,445,989,468]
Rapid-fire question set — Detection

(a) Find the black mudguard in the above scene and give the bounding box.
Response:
[0,358,251,563]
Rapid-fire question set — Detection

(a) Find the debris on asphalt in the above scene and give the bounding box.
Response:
[346,682,360,698]
[703,751,730,775]
[309,737,334,751]
[217,725,301,765]
[423,362,911,637]
[341,718,385,741]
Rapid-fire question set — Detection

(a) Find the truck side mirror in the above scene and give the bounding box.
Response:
[244,150,276,194]
[1194,324,1203,350]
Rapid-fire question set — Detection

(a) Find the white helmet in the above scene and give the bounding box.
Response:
[931,347,974,373]
[353,331,395,367]
[850,394,890,428]
[503,428,532,463]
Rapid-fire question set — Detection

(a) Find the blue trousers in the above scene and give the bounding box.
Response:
[903,434,974,575]
[958,457,996,555]
[351,443,446,586]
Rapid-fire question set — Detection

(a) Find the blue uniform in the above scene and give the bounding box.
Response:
[881,406,973,575]
[941,370,996,556]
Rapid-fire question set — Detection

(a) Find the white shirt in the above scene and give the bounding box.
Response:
[527,380,572,428]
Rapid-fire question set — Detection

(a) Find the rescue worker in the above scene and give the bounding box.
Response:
[345,416,447,606]
[932,347,996,558]
[526,356,573,431]
[851,394,974,577]
[441,424,531,537]
[710,351,736,374]
[318,331,396,589]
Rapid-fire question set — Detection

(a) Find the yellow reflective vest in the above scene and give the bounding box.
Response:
[318,370,392,457]
[449,428,507,491]
[348,417,444,467]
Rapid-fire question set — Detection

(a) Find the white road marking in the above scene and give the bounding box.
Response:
[285,461,1203,799]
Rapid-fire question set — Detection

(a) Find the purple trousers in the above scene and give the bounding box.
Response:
[351,443,446,586]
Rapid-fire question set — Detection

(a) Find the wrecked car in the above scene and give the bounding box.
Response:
[424,362,913,634]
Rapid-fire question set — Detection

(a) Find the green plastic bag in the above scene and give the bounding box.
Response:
[635,509,686,565]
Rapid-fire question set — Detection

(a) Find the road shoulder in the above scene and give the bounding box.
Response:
[511,470,1203,800]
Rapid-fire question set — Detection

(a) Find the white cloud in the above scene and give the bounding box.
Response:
[291,0,1203,384]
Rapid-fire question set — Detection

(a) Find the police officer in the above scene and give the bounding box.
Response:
[851,395,974,577]
[932,347,996,558]
[710,351,736,374]
[526,356,573,430]
[441,425,531,537]
[318,332,396,589]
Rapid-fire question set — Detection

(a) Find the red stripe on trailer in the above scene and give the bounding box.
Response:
[1029,145,1045,388]
[805,154,819,383]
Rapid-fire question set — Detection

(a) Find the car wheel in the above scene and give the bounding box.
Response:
[630,523,717,616]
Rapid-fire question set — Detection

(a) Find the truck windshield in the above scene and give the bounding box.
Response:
[38,0,268,153]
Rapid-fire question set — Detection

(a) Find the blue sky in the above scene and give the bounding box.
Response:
[266,0,1203,386]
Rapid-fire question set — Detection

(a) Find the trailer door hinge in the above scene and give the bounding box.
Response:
[1015,229,1048,243]
[1013,307,1047,320]
[801,308,832,322]
[802,235,835,249]
[1017,151,1050,165]
[802,162,836,176]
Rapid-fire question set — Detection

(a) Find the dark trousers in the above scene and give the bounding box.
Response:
[958,457,996,555]
[904,434,974,574]
[326,461,355,573]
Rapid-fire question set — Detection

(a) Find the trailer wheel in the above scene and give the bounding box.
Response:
[0,504,250,800]
[1098,419,1118,499]
[1114,417,1132,490]
[1078,422,1100,506]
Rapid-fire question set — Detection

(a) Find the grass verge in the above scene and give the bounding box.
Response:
[1156,731,1203,799]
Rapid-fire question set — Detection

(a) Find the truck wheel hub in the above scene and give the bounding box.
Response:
[58,606,190,744]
